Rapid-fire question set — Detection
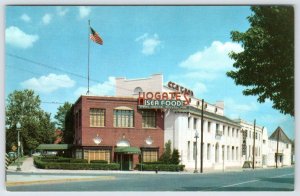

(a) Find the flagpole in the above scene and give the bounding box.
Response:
[87,19,91,95]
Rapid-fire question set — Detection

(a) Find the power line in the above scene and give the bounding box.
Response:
[6,53,134,94]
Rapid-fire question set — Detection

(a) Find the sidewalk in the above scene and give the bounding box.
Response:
[7,156,290,175]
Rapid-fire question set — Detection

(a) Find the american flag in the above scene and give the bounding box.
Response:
[90,27,103,45]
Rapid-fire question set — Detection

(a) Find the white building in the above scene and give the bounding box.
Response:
[267,127,292,167]
[115,73,292,170]
[235,119,269,168]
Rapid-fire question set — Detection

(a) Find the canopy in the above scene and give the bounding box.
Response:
[36,144,73,150]
[114,147,141,154]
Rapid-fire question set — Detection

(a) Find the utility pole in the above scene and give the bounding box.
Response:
[276,128,280,168]
[194,131,199,173]
[252,119,256,169]
[200,99,204,173]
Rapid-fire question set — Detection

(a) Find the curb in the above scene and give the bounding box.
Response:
[6,176,115,187]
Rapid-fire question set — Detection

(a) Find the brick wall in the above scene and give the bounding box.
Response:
[73,95,165,166]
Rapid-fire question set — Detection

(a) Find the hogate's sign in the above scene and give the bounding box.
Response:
[167,81,194,97]
[138,91,191,109]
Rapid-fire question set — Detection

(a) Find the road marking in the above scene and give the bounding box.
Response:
[222,179,260,188]
[204,172,293,191]
[6,176,116,187]
[271,173,294,178]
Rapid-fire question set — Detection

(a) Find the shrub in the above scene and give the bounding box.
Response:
[136,163,185,171]
[34,157,119,170]
[70,159,88,163]
[171,149,180,165]
[243,161,252,168]
[142,161,163,164]
[90,160,108,164]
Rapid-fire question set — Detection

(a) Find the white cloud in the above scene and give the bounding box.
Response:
[79,6,91,19]
[224,97,258,118]
[74,77,115,96]
[20,14,31,22]
[42,13,52,25]
[21,74,75,93]
[5,26,39,49]
[56,7,69,16]
[179,41,243,71]
[135,33,161,55]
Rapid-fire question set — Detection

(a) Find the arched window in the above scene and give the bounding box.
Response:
[116,138,130,147]
[133,87,143,94]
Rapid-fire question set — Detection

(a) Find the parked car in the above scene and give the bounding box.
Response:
[32,152,41,157]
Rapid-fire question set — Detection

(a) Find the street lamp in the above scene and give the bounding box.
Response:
[16,122,21,171]
[194,131,199,173]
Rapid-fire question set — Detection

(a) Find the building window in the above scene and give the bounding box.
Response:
[134,87,143,94]
[142,150,158,162]
[188,117,191,129]
[113,110,134,128]
[187,141,190,160]
[286,144,289,149]
[216,123,219,131]
[227,146,230,160]
[236,129,239,138]
[208,122,211,133]
[236,147,238,160]
[90,108,105,127]
[142,110,156,128]
[255,132,258,139]
[193,142,197,160]
[207,143,211,160]
[263,139,266,144]
[228,127,230,136]
[84,149,110,163]
[232,128,235,137]
[75,149,83,159]
[193,118,197,130]
[232,146,235,161]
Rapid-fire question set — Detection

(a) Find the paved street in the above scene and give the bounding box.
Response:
[6,167,294,191]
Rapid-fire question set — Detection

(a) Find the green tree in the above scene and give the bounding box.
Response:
[160,140,172,164]
[54,102,72,130]
[5,89,55,154]
[171,149,180,165]
[227,6,294,116]
[63,105,75,144]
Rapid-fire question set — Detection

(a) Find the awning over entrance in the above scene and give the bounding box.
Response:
[114,147,141,154]
[36,144,73,150]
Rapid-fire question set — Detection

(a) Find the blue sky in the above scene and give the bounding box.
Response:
[5,6,294,139]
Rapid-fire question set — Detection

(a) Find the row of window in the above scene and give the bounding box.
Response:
[78,108,157,128]
[188,117,240,138]
[243,130,262,140]
[75,149,158,163]
[187,142,239,162]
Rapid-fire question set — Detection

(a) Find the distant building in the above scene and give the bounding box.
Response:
[267,127,292,167]
[235,119,269,167]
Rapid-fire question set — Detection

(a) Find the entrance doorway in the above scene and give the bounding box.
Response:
[116,153,133,170]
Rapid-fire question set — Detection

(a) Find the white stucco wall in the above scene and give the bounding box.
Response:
[267,140,292,167]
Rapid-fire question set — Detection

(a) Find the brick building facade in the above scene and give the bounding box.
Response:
[73,95,164,170]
